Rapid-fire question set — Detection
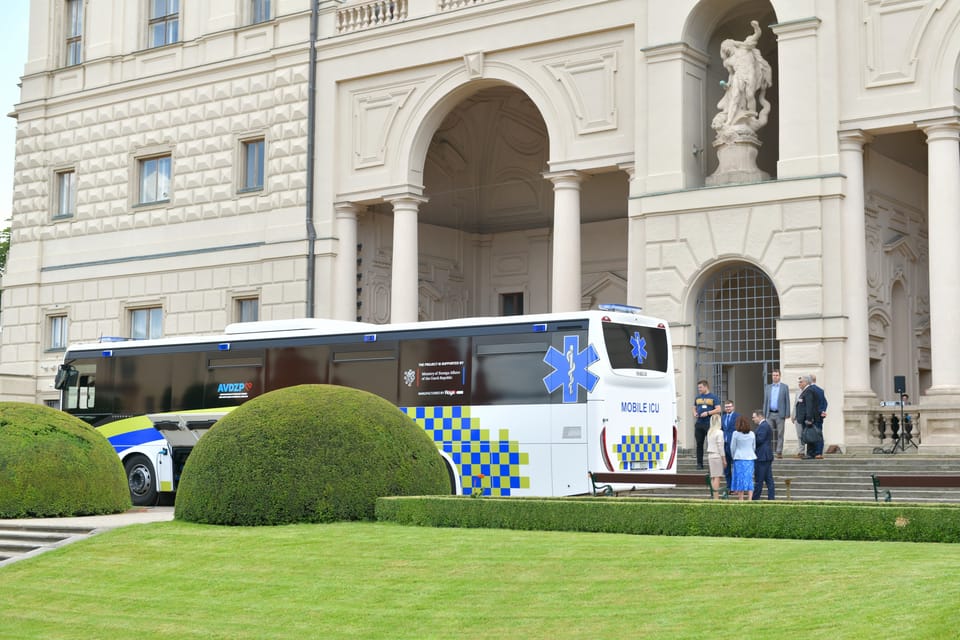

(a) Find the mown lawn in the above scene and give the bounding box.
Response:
[1,520,959,639]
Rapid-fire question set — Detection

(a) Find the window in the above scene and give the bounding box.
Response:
[148,0,179,48]
[49,315,68,350]
[251,0,271,24]
[500,292,524,316]
[65,0,83,65]
[131,307,163,340]
[237,298,259,323]
[139,155,171,204]
[55,169,76,218]
[241,138,265,191]
[44,399,62,410]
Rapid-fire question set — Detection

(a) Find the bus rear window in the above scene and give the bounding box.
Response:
[601,323,669,373]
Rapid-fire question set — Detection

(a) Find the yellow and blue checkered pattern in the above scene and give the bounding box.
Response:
[401,405,530,496]
[614,426,665,470]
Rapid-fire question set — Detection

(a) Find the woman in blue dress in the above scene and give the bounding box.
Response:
[729,415,756,500]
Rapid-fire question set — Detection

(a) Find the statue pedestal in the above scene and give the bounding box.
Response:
[706,138,770,186]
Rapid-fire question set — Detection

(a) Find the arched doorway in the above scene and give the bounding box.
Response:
[695,263,781,413]
[354,83,630,322]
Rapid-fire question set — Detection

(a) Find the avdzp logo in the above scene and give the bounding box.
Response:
[217,381,253,399]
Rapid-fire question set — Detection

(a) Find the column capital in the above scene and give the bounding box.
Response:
[838,129,873,150]
[770,16,821,40]
[384,193,429,208]
[917,116,960,141]
[543,170,587,189]
[334,201,363,219]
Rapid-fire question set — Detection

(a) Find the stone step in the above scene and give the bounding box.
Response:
[621,454,960,502]
[0,525,97,567]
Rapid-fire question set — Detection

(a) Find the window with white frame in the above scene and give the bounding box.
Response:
[251,0,271,24]
[65,0,83,65]
[241,138,265,191]
[130,307,163,339]
[236,298,259,323]
[138,155,171,204]
[49,315,68,350]
[148,0,179,48]
[54,169,77,218]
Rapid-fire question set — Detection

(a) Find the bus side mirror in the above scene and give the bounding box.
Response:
[54,364,77,390]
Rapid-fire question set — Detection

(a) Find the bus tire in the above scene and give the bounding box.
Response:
[124,454,158,506]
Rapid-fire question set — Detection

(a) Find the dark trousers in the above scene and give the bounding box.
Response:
[753,459,775,500]
[694,423,708,467]
[724,441,733,487]
[805,425,824,458]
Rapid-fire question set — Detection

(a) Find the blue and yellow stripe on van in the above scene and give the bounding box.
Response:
[97,415,164,454]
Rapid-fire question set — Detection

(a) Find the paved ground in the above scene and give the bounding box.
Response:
[1,506,175,530]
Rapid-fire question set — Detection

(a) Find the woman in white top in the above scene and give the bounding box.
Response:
[729,415,757,501]
[705,414,726,499]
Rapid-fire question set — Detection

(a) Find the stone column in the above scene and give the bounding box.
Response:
[838,131,878,451]
[333,202,360,321]
[839,131,874,393]
[919,118,960,451]
[621,163,646,307]
[544,171,585,312]
[386,195,427,323]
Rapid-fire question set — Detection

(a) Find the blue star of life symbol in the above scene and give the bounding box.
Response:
[543,335,600,403]
[630,331,648,365]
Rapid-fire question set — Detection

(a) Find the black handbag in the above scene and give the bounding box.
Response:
[801,425,820,444]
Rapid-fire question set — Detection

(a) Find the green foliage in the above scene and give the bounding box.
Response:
[376,496,960,543]
[175,384,451,525]
[0,402,130,517]
[0,225,9,276]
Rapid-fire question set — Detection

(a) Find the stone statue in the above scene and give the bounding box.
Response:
[707,20,774,185]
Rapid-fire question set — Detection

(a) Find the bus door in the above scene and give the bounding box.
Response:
[149,412,228,489]
[546,326,592,496]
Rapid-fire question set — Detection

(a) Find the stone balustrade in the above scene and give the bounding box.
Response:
[335,0,491,34]
[337,0,408,33]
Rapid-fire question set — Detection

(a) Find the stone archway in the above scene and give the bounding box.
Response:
[355,82,630,322]
[694,262,781,414]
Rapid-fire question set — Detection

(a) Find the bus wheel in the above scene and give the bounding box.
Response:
[124,455,158,506]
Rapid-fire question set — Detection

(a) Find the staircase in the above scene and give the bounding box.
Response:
[623,453,960,502]
[0,524,98,567]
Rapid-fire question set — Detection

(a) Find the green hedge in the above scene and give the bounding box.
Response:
[376,496,960,543]
[0,402,130,518]
[175,384,451,526]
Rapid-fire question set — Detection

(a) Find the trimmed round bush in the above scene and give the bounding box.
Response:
[0,402,130,518]
[174,384,451,525]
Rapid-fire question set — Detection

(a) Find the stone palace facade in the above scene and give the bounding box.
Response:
[3,0,960,453]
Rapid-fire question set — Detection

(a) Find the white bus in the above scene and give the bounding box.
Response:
[56,305,677,505]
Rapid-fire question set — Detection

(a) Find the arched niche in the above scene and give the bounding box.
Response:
[683,0,779,185]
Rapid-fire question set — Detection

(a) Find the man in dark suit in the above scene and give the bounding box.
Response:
[762,369,790,459]
[751,410,775,500]
[795,375,822,459]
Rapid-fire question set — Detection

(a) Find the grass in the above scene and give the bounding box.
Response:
[2,520,960,639]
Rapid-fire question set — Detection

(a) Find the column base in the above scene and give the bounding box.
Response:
[918,390,960,451]
[841,391,879,452]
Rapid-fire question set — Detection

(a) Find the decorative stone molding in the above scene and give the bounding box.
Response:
[862,0,944,88]
[545,49,619,134]
[463,52,484,79]
[352,85,417,169]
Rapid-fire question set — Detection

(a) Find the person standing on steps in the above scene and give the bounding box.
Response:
[763,369,790,459]
[706,414,727,500]
[795,375,822,459]
[808,373,828,459]
[721,400,740,489]
[693,379,721,470]
[729,415,756,500]
[752,409,775,500]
